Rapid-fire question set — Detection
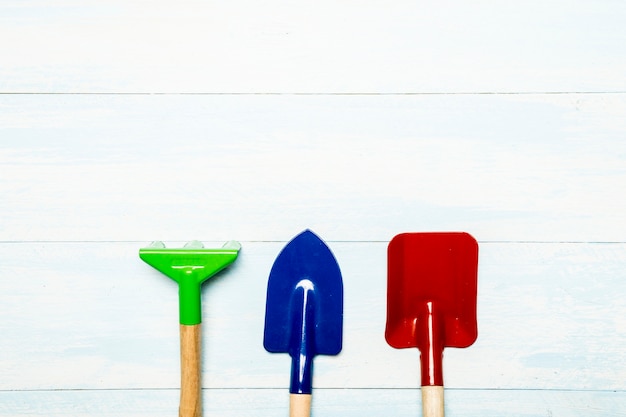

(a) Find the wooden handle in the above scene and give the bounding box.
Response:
[421,386,444,417]
[289,393,312,417]
[180,324,202,417]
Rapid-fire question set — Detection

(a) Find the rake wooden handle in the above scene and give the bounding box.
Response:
[422,386,444,417]
[180,324,202,417]
[289,393,312,417]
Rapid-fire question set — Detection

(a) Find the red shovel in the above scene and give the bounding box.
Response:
[385,232,478,417]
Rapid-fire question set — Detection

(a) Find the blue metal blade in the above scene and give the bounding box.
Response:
[263,229,343,394]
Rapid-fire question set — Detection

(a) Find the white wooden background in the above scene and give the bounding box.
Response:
[1,1,625,416]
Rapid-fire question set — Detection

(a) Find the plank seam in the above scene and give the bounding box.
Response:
[1,91,626,96]
[1,388,624,393]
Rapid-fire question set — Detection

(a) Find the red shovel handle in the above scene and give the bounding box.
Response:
[418,302,445,416]
[418,301,444,387]
[422,386,444,417]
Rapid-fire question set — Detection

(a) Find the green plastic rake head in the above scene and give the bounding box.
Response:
[139,240,241,325]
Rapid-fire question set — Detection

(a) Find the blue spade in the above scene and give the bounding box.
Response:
[263,230,343,416]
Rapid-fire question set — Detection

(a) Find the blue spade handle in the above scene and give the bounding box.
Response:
[289,279,316,394]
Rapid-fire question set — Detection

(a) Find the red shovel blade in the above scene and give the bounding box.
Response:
[385,232,478,386]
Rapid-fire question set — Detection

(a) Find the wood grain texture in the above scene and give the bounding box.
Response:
[422,386,444,417]
[290,393,312,417]
[1,1,625,93]
[180,324,202,417]
[1,94,625,242]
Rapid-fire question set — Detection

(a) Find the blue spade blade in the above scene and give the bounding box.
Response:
[263,230,343,394]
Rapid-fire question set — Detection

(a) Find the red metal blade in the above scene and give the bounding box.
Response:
[385,232,478,386]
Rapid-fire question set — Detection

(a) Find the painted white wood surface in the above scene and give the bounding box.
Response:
[1,1,625,93]
[1,389,625,417]
[2,94,625,243]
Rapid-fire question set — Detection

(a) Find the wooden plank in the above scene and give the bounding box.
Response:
[1,1,625,93]
[1,94,625,242]
[0,388,624,416]
[1,241,624,391]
